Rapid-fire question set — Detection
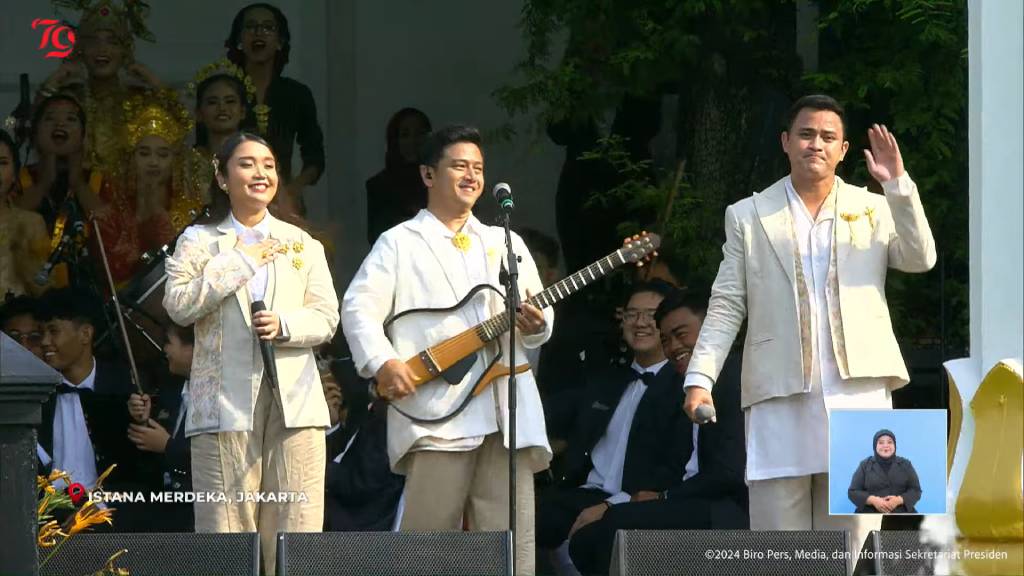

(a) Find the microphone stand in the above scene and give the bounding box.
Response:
[499,208,519,576]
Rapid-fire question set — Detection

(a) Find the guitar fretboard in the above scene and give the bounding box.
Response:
[474,248,630,342]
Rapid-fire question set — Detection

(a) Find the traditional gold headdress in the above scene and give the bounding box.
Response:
[53,0,155,45]
[187,58,268,135]
[123,91,192,148]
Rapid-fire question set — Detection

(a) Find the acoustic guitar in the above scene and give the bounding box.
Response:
[383,232,661,423]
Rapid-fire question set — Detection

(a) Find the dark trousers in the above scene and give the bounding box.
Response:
[536,486,610,549]
[568,497,712,575]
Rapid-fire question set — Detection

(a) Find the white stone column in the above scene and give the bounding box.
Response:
[944,0,1023,515]
[968,0,1023,370]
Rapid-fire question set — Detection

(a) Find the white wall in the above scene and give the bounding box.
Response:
[968,0,1024,369]
[0,0,563,290]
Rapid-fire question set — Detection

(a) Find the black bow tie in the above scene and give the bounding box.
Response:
[631,370,657,386]
[56,383,90,395]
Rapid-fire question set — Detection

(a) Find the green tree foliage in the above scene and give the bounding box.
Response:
[497,0,967,351]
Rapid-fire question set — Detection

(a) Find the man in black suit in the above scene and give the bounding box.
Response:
[567,289,748,575]
[128,322,195,532]
[36,288,153,527]
[536,280,681,556]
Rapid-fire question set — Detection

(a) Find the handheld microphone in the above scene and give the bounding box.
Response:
[694,404,717,425]
[250,300,278,389]
[493,182,514,213]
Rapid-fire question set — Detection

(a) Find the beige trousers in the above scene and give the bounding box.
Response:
[191,380,326,576]
[400,433,536,575]
[749,473,882,575]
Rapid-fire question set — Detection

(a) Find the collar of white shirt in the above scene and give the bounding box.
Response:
[630,358,669,378]
[420,209,483,241]
[230,210,272,242]
[63,356,98,391]
[784,176,837,224]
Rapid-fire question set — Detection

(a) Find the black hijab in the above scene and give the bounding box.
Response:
[873,429,896,471]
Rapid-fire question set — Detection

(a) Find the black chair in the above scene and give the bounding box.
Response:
[40,532,260,576]
[853,530,938,576]
[610,529,849,576]
[276,531,509,576]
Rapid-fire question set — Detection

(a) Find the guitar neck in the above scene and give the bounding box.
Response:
[474,247,632,343]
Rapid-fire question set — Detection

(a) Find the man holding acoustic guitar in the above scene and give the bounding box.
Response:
[342,125,554,575]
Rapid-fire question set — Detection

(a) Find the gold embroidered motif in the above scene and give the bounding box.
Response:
[292,241,304,254]
[451,232,471,253]
[291,257,303,270]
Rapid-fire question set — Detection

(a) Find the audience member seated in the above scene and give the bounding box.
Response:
[324,356,405,531]
[1,294,45,359]
[36,287,155,530]
[127,322,195,532]
[567,288,747,575]
[366,107,432,244]
[536,280,681,558]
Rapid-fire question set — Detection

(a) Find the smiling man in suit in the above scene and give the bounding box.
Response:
[567,288,747,575]
[35,288,150,520]
[683,94,936,569]
[535,280,681,562]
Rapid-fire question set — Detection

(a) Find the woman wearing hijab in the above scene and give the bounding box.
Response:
[848,429,922,513]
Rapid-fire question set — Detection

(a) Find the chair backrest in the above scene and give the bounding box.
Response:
[40,532,260,576]
[610,529,848,576]
[276,531,509,576]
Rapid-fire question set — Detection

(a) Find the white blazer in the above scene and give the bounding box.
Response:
[341,210,554,473]
[163,213,339,436]
[688,173,936,408]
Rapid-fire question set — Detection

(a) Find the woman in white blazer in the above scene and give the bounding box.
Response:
[163,132,338,576]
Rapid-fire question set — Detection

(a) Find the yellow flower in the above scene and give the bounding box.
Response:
[839,212,860,223]
[292,257,304,270]
[37,520,66,548]
[67,501,115,536]
[94,464,117,490]
[291,241,304,253]
[451,232,471,253]
[96,549,130,576]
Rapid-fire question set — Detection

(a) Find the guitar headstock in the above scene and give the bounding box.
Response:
[621,231,661,266]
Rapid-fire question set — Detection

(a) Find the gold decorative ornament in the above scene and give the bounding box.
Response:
[188,58,267,135]
[123,90,192,148]
[451,232,471,253]
[291,256,303,270]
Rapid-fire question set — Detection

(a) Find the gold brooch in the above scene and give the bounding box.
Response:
[291,241,304,254]
[863,206,877,232]
[291,257,304,270]
[451,232,471,253]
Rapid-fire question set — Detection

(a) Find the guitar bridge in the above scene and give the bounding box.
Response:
[419,350,441,377]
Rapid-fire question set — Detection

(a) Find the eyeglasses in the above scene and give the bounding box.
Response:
[243,22,278,35]
[622,309,657,323]
[7,330,43,347]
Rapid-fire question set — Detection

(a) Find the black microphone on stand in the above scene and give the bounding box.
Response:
[13,73,31,148]
[34,221,82,286]
[250,300,278,389]
[493,182,514,213]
